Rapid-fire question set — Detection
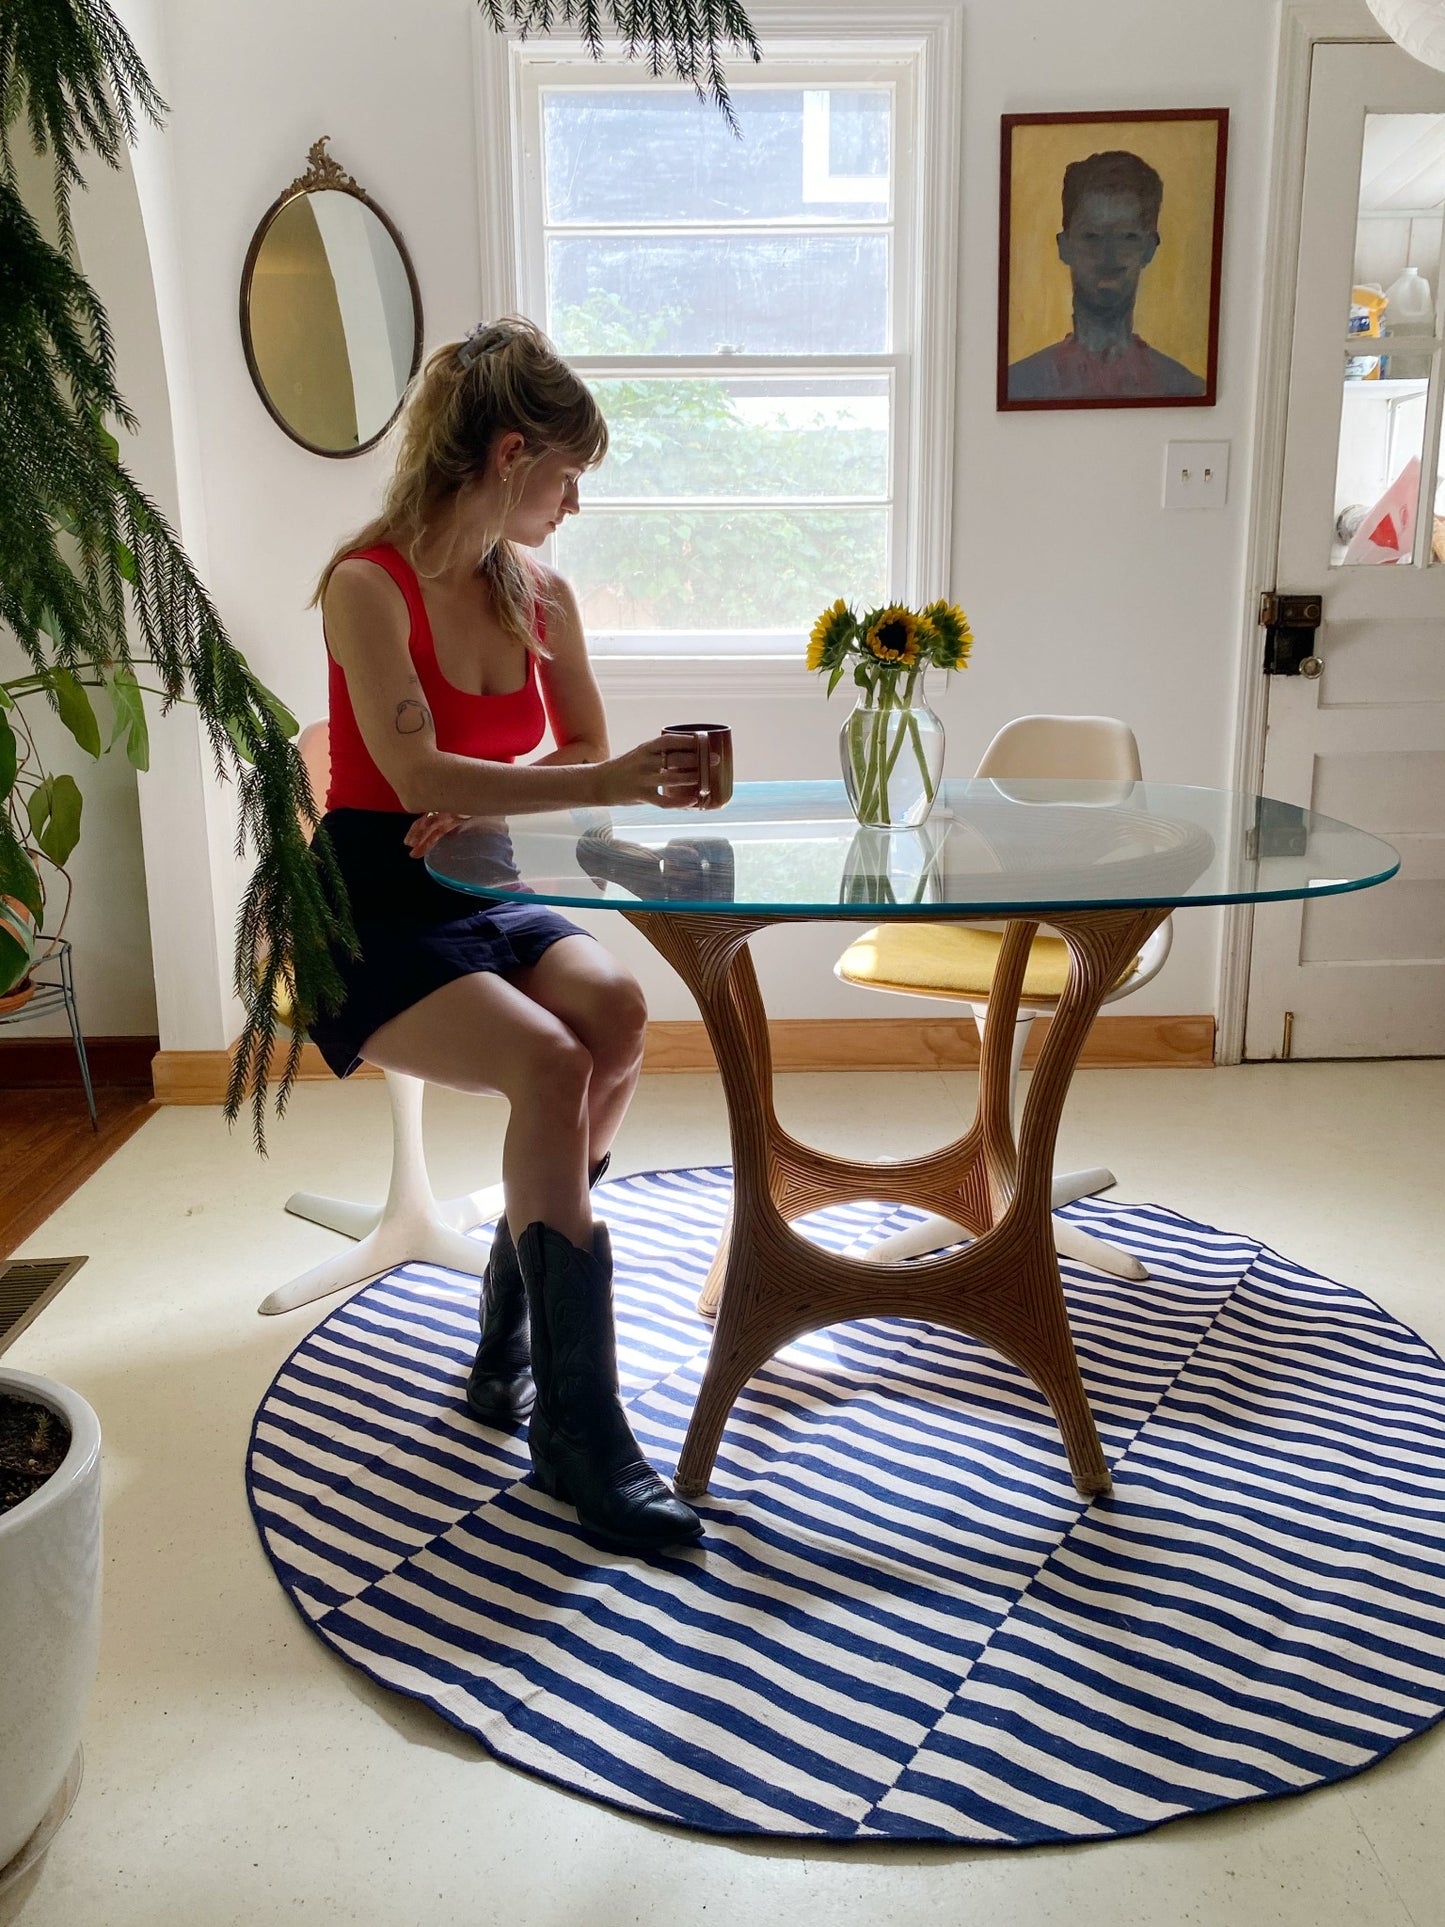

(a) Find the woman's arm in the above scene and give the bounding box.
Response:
[323,559,691,815]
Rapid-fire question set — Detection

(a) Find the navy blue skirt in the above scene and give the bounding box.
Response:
[308,810,587,1079]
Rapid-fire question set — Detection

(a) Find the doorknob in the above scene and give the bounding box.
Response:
[1299,655,1323,680]
[1260,591,1323,675]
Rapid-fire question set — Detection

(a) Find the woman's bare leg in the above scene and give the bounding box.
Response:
[360,972,594,1245]
[506,936,648,1167]
[361,958,697,1550]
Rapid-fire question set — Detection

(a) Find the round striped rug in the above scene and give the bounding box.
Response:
[248,1168,1445,1843]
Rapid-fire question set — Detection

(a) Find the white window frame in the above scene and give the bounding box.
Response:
[471,2,962,664]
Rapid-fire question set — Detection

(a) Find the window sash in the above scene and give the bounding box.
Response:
[512,45,924,657]
[543,221,891,234]
[519,56,915,337]
[567,355,899,510]
[581,498,891,510]
[534,73,898,228]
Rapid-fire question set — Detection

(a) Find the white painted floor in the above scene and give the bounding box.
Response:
[4,1061,1444,1927]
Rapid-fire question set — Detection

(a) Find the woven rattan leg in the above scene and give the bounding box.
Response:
[623,906,1168,1500]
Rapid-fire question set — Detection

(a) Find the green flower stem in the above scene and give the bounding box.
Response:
[878,666,920,796]
[847,687,873,805]
[858,685,887,825]
[871,683,894,825]
[907,712,936,804]
[859,720,882,825]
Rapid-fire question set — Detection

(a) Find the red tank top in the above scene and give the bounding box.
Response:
[325,544,548,812]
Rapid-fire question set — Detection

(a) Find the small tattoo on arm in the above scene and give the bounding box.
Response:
[395,699,431,736]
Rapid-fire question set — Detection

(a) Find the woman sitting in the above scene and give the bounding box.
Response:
[310,317,705,1553]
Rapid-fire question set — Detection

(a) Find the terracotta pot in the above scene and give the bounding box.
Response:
[0,1371,102,1872]
[0,977,35,1016]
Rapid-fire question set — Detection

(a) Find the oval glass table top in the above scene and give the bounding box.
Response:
[425,779,1401,918]
[241,168,422,457]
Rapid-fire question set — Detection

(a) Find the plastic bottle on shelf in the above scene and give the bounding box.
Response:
[1348,284,1388,379]
[1382,266,1435,379]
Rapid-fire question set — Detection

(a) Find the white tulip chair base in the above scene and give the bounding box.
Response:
[259,1071,504,1317]
[248,1168,1445,1844]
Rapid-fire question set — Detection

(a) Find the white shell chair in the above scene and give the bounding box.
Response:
[257,722,499,1316]
[835,715,1173,1282]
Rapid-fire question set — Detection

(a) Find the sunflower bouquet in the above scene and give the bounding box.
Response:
[808,598,974,827]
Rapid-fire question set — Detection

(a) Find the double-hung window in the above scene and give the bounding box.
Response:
[497,20,958,658]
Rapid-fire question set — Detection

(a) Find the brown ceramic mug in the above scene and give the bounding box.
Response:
[662,721,734,810]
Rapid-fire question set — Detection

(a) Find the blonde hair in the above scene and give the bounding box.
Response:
[314,315,607,653]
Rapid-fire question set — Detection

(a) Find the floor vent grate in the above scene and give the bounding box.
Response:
[0,1258,87,1356]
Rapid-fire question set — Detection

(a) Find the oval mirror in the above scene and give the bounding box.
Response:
[240,138,423,458]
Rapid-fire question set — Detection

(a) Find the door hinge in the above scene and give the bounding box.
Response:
[1254,795,1309,858]
[1260,591,1323,675]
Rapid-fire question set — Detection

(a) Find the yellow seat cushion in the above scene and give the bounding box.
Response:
[838,922,1139,1004]
[258,960,298,1033]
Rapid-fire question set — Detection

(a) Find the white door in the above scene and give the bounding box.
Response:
[1247,40,1445,1060]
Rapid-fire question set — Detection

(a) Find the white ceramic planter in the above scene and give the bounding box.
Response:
[0,1370,102,1872]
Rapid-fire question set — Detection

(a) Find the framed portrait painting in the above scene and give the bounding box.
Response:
[998,109,1228,411]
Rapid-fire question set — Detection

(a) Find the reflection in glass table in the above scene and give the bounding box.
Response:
[429,781,1398,1502]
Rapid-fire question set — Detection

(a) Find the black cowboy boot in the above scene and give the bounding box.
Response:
[465,1214,532,1424]
[465,1155,611,1427]
[518,1219,703,1553]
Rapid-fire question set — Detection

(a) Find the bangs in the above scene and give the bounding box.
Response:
[555,385,609,469]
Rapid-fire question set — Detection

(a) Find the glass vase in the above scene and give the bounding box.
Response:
[839,680,945,828]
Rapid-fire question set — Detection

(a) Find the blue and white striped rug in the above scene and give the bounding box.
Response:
[247,1167,1445,1843]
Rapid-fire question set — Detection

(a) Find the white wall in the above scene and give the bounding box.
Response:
[107,0,1278,1039]
[107,0,285,1052]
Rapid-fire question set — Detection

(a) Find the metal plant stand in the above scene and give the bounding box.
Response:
[0,940,97,1130]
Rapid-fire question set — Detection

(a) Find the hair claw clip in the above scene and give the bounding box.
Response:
[456,325,489,369]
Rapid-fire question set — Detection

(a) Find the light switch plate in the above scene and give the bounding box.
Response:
[1163,440,1230,510]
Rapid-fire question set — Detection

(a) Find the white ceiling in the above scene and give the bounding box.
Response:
[1360,111,1445,213]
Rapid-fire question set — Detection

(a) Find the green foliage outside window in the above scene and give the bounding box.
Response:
[560,511,888,632]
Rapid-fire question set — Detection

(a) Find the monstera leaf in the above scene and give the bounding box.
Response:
[25,773,83,867]
[106,663,149,770]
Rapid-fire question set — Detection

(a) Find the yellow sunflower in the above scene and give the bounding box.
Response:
[807,597,855,671]
[862,606,922,667]
[921,600,974,671]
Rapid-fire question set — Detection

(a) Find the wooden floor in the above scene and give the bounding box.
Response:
[0,1087,154,1261]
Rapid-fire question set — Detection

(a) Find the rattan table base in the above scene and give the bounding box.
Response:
[625,906,1171,1499]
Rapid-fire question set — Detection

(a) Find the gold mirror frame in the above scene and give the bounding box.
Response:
[239,137,424,459]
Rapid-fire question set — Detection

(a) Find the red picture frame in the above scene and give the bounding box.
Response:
[997,108,1229,412]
